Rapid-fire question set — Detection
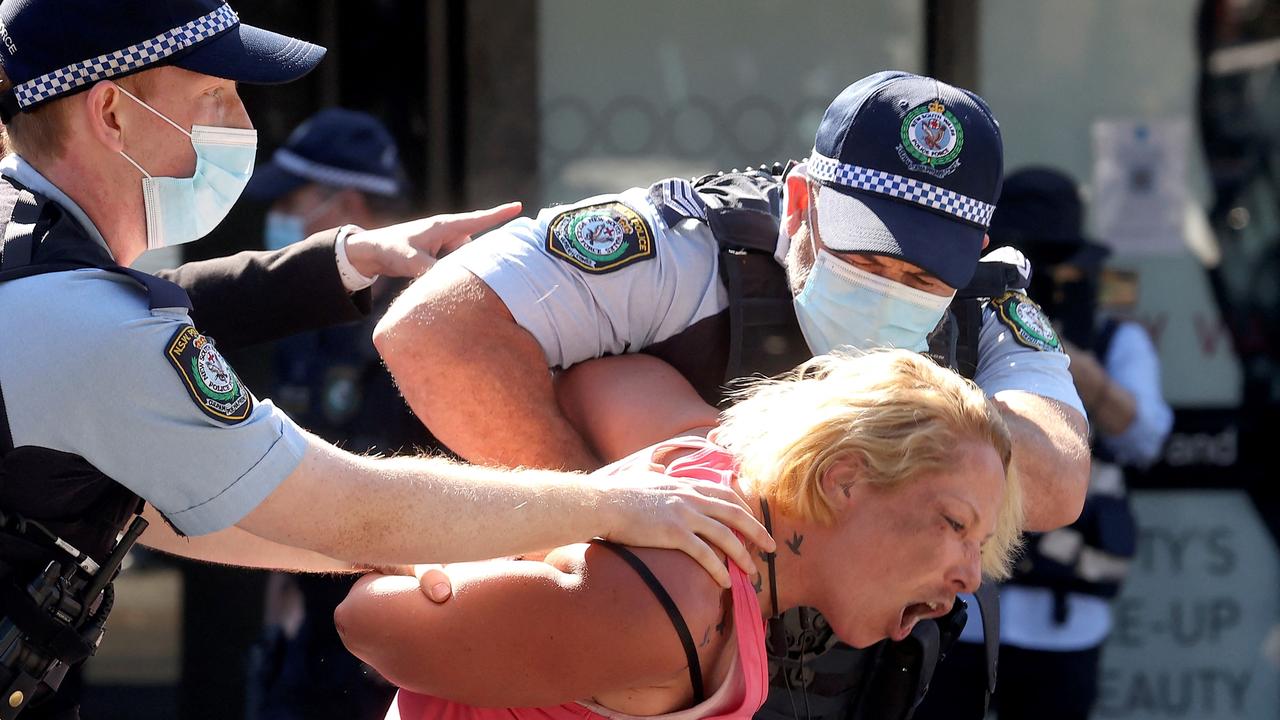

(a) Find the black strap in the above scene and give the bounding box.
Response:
[595,541,706,704]
[972,580,1001,703]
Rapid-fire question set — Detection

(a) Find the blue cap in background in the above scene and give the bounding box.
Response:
[809,71,1004,289]
[0,0,324,120]
[245,107,404,202]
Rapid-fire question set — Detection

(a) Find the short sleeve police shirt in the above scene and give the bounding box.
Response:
[447,185,1084,415]
[0,269,309,536]
[443,187,729,369]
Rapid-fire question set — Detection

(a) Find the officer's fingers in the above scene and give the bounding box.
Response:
[436,232,474,257]
[407,254,438,277]
[439,202,522,236]
[683,506,759,582]
[414,565,453,603]
[670,530,732,589]
[689,484,775,553]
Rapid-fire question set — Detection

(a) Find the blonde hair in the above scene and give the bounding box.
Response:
[716,349,1024,579]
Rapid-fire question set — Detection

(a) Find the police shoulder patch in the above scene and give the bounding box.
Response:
[545,201,655,274]
[165,326,253,424]
[991,291,1062,353]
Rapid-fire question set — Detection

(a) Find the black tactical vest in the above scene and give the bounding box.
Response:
[644,166,1025,720]
[0,175,189,714]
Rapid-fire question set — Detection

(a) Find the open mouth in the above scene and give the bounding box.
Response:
[891,599,951,642]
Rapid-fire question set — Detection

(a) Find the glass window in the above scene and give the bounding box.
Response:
[537,0,925,204]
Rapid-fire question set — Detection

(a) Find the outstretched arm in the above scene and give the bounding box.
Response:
[159,230,369,349]
[235,430,773,589]
[334,544,724,710]
[162,203,521,350]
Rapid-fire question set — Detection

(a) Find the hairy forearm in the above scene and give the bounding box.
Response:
[140,505,355,573]
[375,266,599,470]
[239,437,627,566]
[992,390,1091,531]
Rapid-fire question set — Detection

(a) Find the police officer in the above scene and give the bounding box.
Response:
[243,108,427,720]
[377,71,1092,719]
[0,2,773,716]
[914,167,1173,720]
[248,107,427,453]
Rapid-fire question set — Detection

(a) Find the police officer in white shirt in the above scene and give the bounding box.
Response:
[377,71,1092,720]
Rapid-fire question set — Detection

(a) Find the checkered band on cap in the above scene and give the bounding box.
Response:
[12,3,240,109]
[809,152,996,228]
[273,148,400,196]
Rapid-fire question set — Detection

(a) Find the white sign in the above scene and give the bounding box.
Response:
[1092,120,1190,255]
[1096,491,1280,719]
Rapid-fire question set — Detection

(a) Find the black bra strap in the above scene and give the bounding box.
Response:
[595,541,706,704]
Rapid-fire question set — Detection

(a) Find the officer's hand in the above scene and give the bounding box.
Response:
[598,473,775,590]
[345,202,523,278]
[413,563,454,603]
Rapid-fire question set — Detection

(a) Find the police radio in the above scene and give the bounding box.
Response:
[0,512,147,719]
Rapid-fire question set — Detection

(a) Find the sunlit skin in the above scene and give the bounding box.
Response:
[334,435,1009,714]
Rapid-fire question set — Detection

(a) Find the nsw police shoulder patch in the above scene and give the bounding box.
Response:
[165,326,253,424]
[991,291,1062,353]
[545,201,655,274]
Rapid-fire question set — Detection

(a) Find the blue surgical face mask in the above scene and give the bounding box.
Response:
[263,211,305,251]
[262,190,343,251]
[794,249,955,354]
[115,84,258,251]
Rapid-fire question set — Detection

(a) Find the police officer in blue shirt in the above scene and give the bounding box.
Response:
[248,108,428,453]
[0,2,772,716]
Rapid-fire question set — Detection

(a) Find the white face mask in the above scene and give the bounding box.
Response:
[115,84,258,251]
[794,249,956,355]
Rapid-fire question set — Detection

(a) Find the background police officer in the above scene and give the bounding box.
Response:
[0,1,772,716]
[241,107,427,720]
[377,71,1092,719]
[914,167,1173,720]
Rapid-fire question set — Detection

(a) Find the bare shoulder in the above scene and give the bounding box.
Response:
[547,543,728,649]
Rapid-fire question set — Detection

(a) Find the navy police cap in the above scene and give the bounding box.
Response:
[809,71,1004,289]
[0,0,325,120]
[246,108,405,202]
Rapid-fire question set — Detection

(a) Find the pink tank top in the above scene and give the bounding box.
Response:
[386,439,768,720]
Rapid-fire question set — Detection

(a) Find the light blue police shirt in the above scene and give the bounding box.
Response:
[444,186,1086,416]
[0,156,309,536]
